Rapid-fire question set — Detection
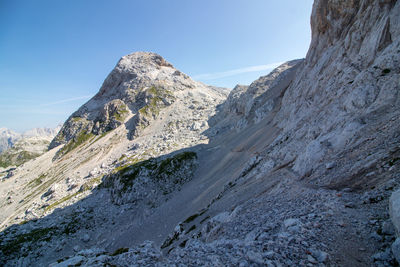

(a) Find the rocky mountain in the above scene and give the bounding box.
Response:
[0,0,400,266]
[49,52,228,151]
[23,127,61,139]
[0,127,61,153]
[0,128,20,153]
[0,126,61,170]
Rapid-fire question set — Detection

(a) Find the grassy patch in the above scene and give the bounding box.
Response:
[104,151,197,193]
[156,152,197,177]
[91,131,111,145]
[138,97,164,117]
[113,104,129,122]
[161,231,180,249]
[71,116,83,122]
[179,240,187,248]
[25,174,46,189]
[183,213,201,224]
[110,247,129,256]
[138,86,175,119]
[61,213,80,235]
[115,158,158,191]
[79,175,103,192]
[0,150,41,168]
[183,207,207,224]
[44,192,80,212]
[0,227,56,256]
[58,131,94,156]
[186,224,196,233]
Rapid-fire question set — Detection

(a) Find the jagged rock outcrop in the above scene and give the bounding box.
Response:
[103,151,197,206]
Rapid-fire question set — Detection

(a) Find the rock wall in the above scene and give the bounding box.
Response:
[271,0,400,178]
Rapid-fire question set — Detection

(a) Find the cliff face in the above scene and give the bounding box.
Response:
[270,0,400,179]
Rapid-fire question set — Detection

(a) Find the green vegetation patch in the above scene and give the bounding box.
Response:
[114,158,158,192]
[58,130,94,156]
[44,192,80,212]
[113,104,129,122]
[138,97,164,117]
[156,152,197,177]
[79,175,103,192]
[25,174,46,189]
[183,207,208,224]
[110,247,129,256]
[0,150,41,168]
[104,151,197,193]
[138,86,175,119]
[389,157,400,166]
[161,231,180,249]
[0,227,56,256]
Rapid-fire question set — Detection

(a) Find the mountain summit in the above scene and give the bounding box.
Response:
[50,52,227,151]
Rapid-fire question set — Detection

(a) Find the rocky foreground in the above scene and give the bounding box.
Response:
[1,0,400,266]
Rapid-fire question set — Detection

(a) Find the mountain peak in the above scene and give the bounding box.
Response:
[117,52,174,71]
[49,51,227,149]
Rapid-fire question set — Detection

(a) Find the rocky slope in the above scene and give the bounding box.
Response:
[1,0,400,266]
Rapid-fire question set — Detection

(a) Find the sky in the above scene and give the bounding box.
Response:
[0,0,314,132]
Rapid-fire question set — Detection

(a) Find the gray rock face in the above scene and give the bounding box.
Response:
[390,189,400,236]
[273,0,400,178]
[209,59,303,134]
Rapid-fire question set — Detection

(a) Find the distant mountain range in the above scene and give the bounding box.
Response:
[0,126,61,153]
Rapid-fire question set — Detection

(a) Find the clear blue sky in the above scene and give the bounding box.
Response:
[0,0,313,132]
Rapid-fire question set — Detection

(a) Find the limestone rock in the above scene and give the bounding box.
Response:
[390,189,400,236]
